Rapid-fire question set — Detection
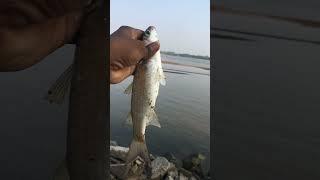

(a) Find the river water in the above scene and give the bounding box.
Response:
[110,54,211,172]
[0,47,210,179]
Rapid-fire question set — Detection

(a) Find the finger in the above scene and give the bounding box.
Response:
[113,26,144,40]
[125,41,160,66]
[143,41,160,60]
[110,66,136,84]
[128,28,144,40]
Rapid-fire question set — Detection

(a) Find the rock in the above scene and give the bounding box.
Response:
[163,153,182,168]
[110,145,129,153]
[163,153,176,161]
[190,176,198,180]
[150,154,156,161]
[179,168,192,178]
[193,167,205,179]
[182,153,205,170]
[130,156,145,176]
[151,157,175,179]
[110,141,118,146]
[110,145,129,160]
[164,169,179,180]
[182,153,206,178]
[110,163,127,179]
[192,174,202,180]
[178,173,188,180]
[167,169,178,178]
[110,174,117,180]
[110,144,211,180]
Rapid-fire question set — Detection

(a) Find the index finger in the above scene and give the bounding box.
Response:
[129,28,144,40]
[115,26,144,40]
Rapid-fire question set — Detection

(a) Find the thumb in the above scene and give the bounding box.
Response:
[126,41,160,66]
[142,41,160,61]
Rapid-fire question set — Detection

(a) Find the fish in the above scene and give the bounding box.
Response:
[123,26,166,176]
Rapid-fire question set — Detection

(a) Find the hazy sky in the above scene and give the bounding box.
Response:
[110,0,210,56]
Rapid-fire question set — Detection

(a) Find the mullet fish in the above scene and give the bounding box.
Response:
[123,26,165,175]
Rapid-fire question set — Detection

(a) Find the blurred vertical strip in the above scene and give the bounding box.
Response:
[66,0,109,180]
[210,0,216,179]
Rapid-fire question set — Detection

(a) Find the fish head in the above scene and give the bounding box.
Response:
[143,26,159,44]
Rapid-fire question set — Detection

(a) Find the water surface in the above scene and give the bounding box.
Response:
[110,54,211,172]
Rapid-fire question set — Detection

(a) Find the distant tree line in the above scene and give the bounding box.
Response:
[161,51,210,60]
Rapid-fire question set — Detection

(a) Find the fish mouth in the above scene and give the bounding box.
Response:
[145,26,156,35]
[146,26,156,31]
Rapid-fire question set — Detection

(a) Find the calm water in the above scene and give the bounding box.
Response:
[0,46,74,180]
[110,54,211,172]
[0,47,210,179]
[213,4,320,179]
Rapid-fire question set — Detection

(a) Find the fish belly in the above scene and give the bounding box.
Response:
[131,62,160,139]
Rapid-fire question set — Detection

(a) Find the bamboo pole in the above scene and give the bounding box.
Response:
[66,1,109,180]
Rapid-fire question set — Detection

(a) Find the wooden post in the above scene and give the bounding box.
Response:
[66,1,109,180]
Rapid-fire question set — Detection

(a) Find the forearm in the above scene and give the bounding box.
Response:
[0,11,83,72]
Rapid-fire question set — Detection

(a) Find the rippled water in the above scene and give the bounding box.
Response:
[110,54,211,171]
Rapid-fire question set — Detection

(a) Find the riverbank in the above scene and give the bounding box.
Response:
[110,141,210,180]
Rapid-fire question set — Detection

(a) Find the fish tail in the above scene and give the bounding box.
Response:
[126,138,151,164]
[45,64,73,104]
[124,138,152,177]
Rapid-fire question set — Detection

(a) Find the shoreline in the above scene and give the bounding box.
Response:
[162,60,210,71]
[110,141,210,180]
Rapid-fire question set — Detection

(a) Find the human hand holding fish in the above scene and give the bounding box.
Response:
[110,26,160,84]
[45,26,160,104]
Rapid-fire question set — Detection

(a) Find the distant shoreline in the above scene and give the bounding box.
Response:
[161,51,210,60]
[162,60,210,71]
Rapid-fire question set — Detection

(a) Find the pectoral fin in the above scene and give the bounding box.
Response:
[158,66,166,86]
[160,75,166,86]
[146,109,161,128]
[45,64,73,104]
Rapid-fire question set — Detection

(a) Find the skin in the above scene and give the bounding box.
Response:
[0,0,160,84]
[0,0,94,71]
[110,26,160,84]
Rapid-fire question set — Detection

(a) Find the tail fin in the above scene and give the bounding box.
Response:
[126,139,151,164]
[124,139,152,178]
[45,64,73,104]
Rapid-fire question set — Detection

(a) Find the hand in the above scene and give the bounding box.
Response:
[110,26,160,84]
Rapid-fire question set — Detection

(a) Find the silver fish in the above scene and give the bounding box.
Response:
[123,26,166,175]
